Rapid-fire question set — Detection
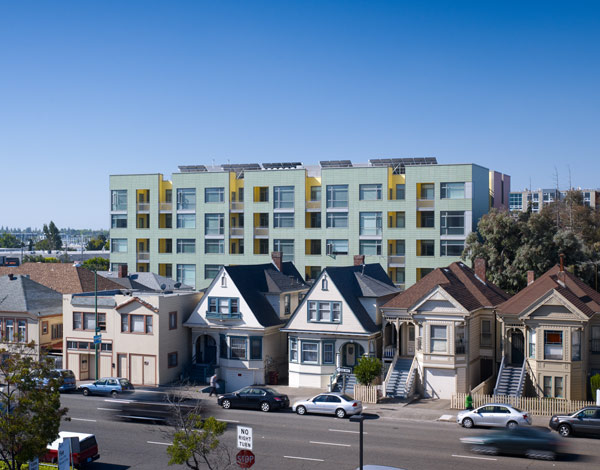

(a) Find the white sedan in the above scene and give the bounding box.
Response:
[292,392,362,419]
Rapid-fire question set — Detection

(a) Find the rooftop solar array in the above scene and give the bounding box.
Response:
[320,160,353,168]
[262,162,303,169]
[178,165,208,173]
[369,157,437,174]
[221,163,262,171]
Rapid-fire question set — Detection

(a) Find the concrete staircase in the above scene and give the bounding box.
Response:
[332,373,357,395]
[494,365,523,396]
[385,358,414,398]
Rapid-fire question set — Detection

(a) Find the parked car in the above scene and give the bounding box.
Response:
[549,406,600,437]
[292,392,363,419]
[42,431,100,467]
[80,377,134,397]
[460,427,563,460]
[50,369,77,392]
[457,404,532,429]
[217,386,289,412]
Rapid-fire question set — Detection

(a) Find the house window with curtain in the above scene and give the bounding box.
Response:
[322,342,335,364]
[430,325,447,353]
[544,331,563,360]
[301,341,319,363]
[230,337,247,360]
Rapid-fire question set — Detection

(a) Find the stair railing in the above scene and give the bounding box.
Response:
[383,355,399,398]
[493,356,505,396]
[516,358,527,397]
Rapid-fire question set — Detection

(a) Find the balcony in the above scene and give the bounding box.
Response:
[388,255,405,267]
[206,311,242,321]
[254,227,269,238]
[230,227,244,238]
[137,251,150,261]
[136,202,150,212]
[159,202,173,212]
[306,200,321,211]
[417,199,435,210]
[230,201,244,212]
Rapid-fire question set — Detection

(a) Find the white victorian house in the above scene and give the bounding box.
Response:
[282,259,399,389]
[184,255,308,392]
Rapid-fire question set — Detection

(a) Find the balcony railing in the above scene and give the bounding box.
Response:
[306,200,321,210]
[230,227,244,237]
[159,202,173,211]
[137,202,150,212]
[383,345,396,359]
[417,199,435,210]
[206,311,242,320]
[137,251,150,261]
[254,227,269,237]
[388,255,405,266]
[230,201,244,212]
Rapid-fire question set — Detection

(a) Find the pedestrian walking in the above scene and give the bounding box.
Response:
[209,373,218,397]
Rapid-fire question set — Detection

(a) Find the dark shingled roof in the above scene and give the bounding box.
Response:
[382,262,509,311]
[225,262,307,327]
[0,275,62,316]
[497,265,600,317]
[324,264,399,333]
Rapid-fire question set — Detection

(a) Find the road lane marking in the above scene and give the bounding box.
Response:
[104,399,133,403]
[284,456,325,462]
[328,429,368,434]
[147,441,172,446]
[97,407,115,411]
[71,418,97,422]
[310,441,351,447]
[452,454,497,461]
[218,419,240,423]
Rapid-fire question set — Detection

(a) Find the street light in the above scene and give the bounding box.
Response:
[349,414,365,470]
[94,269,99,380]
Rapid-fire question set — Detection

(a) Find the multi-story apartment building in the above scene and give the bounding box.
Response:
[510,188,600,213]
[109,159,509,290]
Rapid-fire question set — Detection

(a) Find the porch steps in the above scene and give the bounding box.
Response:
[332,374,357,395]
[385,358,413,398]
[183,364,215,385]
[493,365,523,396]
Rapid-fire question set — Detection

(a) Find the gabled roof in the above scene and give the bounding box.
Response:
[323,264,399,333]
[0,263,123,294]
[98,271,194,291]
[497,265,600,318]
[224,262,307,327]
[115,296,159,313]
[382,262,509,311]
[0,275,62,316]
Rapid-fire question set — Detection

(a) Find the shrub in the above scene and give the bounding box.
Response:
[353,356,382,385]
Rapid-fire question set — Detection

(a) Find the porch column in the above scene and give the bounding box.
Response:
[396,318,400,357]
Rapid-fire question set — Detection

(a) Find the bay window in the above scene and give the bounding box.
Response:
[230,337,247,360]
[430,325,447,353]
[290,337,298,362]
[544,331,563,360]
[301,341,319,363]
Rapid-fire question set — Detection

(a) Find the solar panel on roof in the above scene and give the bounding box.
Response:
[320,160,353,168]
[262,162,303,169]
[178,165,208,173]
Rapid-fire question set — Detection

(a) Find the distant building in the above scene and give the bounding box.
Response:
[509,188,600,213]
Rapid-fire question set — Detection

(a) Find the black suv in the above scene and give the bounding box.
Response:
[549,406,600,437]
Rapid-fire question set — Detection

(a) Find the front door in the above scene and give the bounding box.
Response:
[80,354,89,380]
[511,331,524,365]
[117,354,127,378]
[407,325,415,355]
[345,344,356,367]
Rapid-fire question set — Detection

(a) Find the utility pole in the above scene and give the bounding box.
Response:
[94,269,99,380]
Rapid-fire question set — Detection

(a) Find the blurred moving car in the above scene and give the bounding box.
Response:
[80,377,134,397]
[42,431,100,467]
[292,392,363,419]
[549,406,600,437]
[217,386,289,412]
[109,393,201,425]
[457,404,531,429]
[460,427,563,460]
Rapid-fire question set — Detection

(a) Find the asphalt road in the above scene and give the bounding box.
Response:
[60,391,599,470]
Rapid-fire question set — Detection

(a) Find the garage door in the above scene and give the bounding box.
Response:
[424,368,456,399]
[143,356,156,385]
[130,355,143,385]
[224,369,254,392]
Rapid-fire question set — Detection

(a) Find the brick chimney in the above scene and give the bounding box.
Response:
[527,270,535,286]
[354,255,365,266]
[271,252,283,271]
[118,264,128,278]
[474,258,487,283]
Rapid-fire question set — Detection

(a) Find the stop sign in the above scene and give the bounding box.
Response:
[236,449,255,468]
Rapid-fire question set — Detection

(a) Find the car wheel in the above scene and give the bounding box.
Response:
[260,401,271,412]
[462,417,474,429]
[296,405,307,416]
[558,423,572,437]
[335,408,347,419]
[82,388,90,396]
[506,421,518,429]
[526,449,556,461]
[473,445,498,456]
[111,391,118,398]
[222,399,232,409]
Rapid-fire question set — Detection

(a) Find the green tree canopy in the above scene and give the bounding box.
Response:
[0,233,22,249]
[353,356,382,385]
[82,257,109,271]
[42,222,62,251]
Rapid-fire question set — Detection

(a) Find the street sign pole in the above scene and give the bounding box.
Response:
[94,269,99,380]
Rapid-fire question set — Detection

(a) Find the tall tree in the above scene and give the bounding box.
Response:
[0,233,22,248]
[42,222,62,251]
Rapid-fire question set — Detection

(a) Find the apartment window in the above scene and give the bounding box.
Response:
[111,239,128,253]
[176,188,196,210]
[544,331,563,360]
[176,213,196,229]
[111,214,127,228]
[359,212,382,236]
[543,376,552,398]
[205,213,224,236]
[529,328,536,358]
[5,320,14,342]
[326,212,348,228]
[322,342,335,364]
[51,323,62,340]
[359,240,382,256]
[509,193,523,211]
[176,239,196,254]
[420,183,434,199]
[307,239,321,255]
[395,184,405,200]
[308,212,321,228]
[420,211,434,228]
[169,311,177,330]
[326,185,349,209]
[204,264,222,280]
[326,239,348,255]
[250,337,262,360]
[572,329,581,361]
[168,352,178,368]
[73,312,82,330]
[359,184,382,201]
[284,294,291,315]
[205,239,225,254]
[555,377,563,398]
[111,190,127,211]
[440,240,465,257]
[176,264,196,287]
[205,187,224,203]
[230,337,247,360]
[256,186,269,202]
[121,314,153,334]
[273,239,294,262]
[301,341,319,363]
[273,186,294,209]
[481,320,492,347]
[430,325,447,353]
[391,212,405,228]
[440,182,465,199]
[310,186,321,201]
[591,326,600,353]
[308,301,342,323]
[207,297,240,317]
[290,337,298,362]
[41,321,48,335]
[441,211,465,235]
[419,240,435,256]
[257,239,269,255]
[274,213,295,228]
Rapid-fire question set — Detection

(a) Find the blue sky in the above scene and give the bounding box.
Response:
[1,1,599,229]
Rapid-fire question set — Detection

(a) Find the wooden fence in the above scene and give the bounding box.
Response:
[452,392,596,416]
[354,384,379,404]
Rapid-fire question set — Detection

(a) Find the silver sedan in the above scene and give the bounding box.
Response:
[292,392,363,418]
[457,403,532,429]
